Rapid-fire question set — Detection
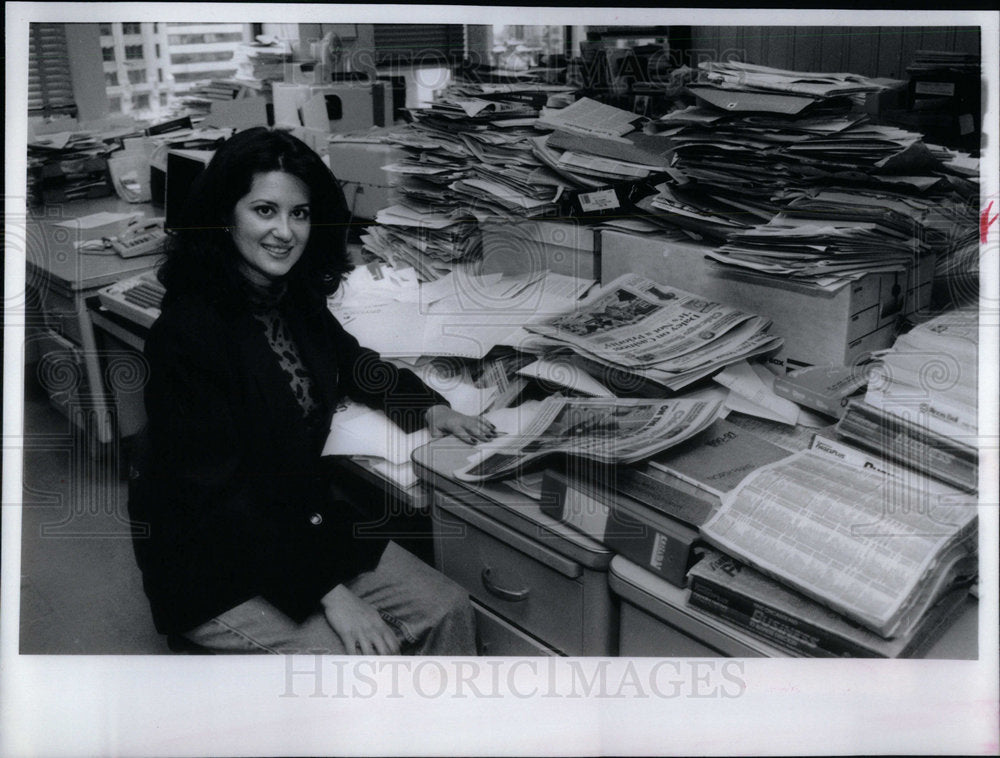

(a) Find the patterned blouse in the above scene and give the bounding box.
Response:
[244,278,323,426]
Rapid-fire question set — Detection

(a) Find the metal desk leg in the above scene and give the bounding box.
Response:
[75,295,116,445]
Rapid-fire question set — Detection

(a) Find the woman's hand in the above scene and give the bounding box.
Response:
[425,405,499,445]
[320,584,401,655]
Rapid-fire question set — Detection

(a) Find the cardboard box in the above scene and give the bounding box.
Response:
[272,82,317,127]
[325,142,405,220]
[601,230,721,295]
[601,230,933,370]
[480,219,600,280]
[300,82,394,134]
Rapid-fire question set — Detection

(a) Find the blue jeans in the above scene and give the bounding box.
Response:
[183,541,476,655]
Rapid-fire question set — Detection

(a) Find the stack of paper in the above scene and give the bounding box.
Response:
[864,308,978,443]
[366,204,481,281]
[707,216,917,290]
[324,263,602,485]
[359,84,594,277]
[643,61,979,289]
[699,60,890,98]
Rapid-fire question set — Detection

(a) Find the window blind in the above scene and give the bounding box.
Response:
[372,25,465,66]
[28,23,77,116]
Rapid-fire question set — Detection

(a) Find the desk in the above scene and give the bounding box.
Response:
[26,197,161,443]
[413,436,979,659]
[609,556,978,659]
[412,437,618,656]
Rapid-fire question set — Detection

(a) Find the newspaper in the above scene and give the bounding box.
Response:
[526,274,760,369]
[454,396,722,482]
[700,449,978,638]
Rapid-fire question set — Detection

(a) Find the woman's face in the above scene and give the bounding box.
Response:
[230,170,311,284]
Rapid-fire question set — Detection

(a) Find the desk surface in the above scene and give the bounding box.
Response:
[27,197,162,291]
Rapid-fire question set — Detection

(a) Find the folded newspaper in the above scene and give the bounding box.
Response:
[525,273,782,390]
[454,395,723,482]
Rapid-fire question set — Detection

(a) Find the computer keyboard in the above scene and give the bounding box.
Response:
[97,271,165,329]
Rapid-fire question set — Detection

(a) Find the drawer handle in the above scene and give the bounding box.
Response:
[481,567,530,603]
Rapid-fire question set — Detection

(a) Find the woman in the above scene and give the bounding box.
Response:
[129,127,493,655]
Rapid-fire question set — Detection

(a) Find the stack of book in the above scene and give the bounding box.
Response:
[837,308,979,492]
[694,440,977,653]
[179,79,262,120]
[540,404,977,656]
[687,547,973,658]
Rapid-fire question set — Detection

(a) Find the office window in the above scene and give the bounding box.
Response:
[133,93,150,109]
[168,32,243,45]
[101,23,251,118]
[105,71,118,86]
[123,23,142,35]
[159,92,168,106]
[173,69,237,83]
[492,25,567,69]
[372,24,466,66]
[102,46,115,61]
[99,23,112,36]
[170,50,233,65]
[108,95,121,112]
[28,23,76,116]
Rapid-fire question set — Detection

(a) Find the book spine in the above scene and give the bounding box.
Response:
[601,505,695,588]
[773,379,852,418]
[865,387,977,439]
[837,405,977,491]
[688,581,877,658]
[613,468,717,528]
[543,471,695,587]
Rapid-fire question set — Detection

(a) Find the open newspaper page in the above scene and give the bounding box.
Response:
[526,274,758,369]
[700,449,977,638]
[454,396,722,482]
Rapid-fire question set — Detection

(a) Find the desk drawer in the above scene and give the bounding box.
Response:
[434,492,585,655]
[35,285,83,345]
[473,601,558,656]
[618,602,721,657]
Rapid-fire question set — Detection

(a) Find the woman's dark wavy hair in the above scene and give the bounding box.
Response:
[157,127,352,311]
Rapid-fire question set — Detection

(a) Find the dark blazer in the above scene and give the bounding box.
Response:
[128,290,445,635]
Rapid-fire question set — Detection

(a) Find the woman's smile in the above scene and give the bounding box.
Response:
[230,170,311,283]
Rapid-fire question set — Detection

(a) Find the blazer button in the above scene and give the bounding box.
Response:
[308,512,323,526]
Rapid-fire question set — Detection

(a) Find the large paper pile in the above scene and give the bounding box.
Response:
[361,81,580,279]
[643,60,979,291]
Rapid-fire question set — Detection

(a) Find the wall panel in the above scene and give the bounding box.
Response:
[792,26,824,72]
[844,26,880,78]
[876,27,905,79]
[818,27,847,73]
[741,26,765,65]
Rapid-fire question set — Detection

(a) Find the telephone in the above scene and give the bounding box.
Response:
[109,218,167,258]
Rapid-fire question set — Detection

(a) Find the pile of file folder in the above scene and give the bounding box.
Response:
[644,60,979,290]
[361,80,587,278]
[28,130,118,205]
